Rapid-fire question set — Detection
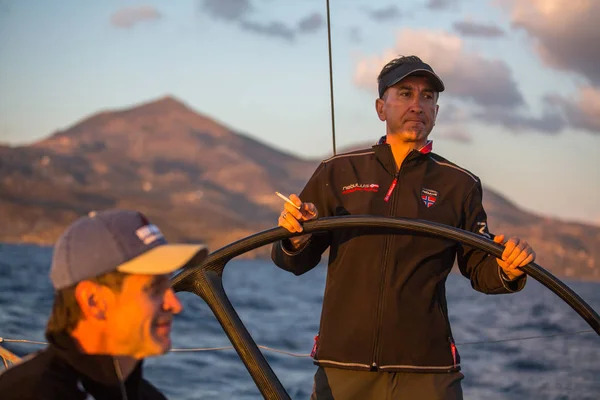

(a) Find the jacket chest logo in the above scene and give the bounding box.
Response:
[342,183,379,194]
[421,188,438,208]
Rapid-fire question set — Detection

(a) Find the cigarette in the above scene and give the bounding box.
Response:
[275,192,301,209]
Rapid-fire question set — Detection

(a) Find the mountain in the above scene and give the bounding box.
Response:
[482,190,600,281]
[0,97,315,256]
[1,96,598,280]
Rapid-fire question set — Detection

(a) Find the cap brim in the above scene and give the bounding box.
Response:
[117,244,208,275]
[388,69,445,92]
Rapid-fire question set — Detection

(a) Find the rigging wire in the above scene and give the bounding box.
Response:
[325,0,337,156]
[2,328,595,369]
[455,329,594,346]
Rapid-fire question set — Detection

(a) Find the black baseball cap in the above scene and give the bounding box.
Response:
[378,60,445,98]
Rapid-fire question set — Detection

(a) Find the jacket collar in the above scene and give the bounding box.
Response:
[46,331,143,388]
[376,135,433,154]
[373,136,433,175]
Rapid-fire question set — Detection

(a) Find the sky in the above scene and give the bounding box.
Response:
[0,0,599,225]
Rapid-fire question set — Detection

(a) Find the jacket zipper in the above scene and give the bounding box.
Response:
[384,177,397,202]
[113,358,129,400]
[371,168,402,369]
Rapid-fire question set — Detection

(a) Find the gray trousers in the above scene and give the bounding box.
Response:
[310,366,464,400]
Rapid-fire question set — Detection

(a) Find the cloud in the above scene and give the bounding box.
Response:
[352,28,595,137]
[501,0,600,85]
[436,130,473,143]
[349,27,362,43]
[354,29,524,107]
[547,86,600,134]
[353,27,599,137]
[110,5,161,29]
[464,85,600,135]
[202,0,251,21]
[434,102,473,143]
[453,20,505,38]
[473,107,565,134]
[366,5,401,21]
[436,102,468,123]
[426,0,459,10]
[297,12,324,34]
[240,20,295,41]
[201,0,320,42]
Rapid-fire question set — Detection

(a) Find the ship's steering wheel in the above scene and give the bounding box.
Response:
[171,216,600,400]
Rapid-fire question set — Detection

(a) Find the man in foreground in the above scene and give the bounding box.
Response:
[0,209,207,399]
[272,55,535,399]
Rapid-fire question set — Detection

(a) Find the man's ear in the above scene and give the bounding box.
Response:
[75,281,110,321]
[375,98,386,121]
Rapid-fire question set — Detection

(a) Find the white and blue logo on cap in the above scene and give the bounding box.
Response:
[135,224,164,245]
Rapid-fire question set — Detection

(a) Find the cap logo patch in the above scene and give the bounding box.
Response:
[136,224,164,245]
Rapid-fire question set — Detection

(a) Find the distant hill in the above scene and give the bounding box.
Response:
[1,96,598,280]
[0,97,315,256]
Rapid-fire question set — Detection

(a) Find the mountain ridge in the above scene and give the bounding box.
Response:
[1,96,598,280]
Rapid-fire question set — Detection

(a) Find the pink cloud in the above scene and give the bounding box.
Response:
[548,86,600,134]
[354,29,523,107]
[500,0,600,85]
[110,5,161,29]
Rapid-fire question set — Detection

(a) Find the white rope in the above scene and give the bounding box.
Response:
[0,337,311,358]
[1,329,594,360]
[455,329,594,346]
[169,346,233,352]
[0,338,47,345]
[257,346,311,357]
[172,345,310,357]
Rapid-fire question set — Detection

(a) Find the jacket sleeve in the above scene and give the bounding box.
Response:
[141,379,168,399]
[271,162,331,276]
[0,358,83,400]
[456,180,526,294]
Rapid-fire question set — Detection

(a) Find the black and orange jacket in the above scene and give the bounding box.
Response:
[271,140,525,373]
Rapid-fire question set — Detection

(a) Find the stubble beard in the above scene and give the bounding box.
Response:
[394,126,428,143]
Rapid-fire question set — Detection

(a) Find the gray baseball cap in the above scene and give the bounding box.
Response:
[50,209,208,290]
